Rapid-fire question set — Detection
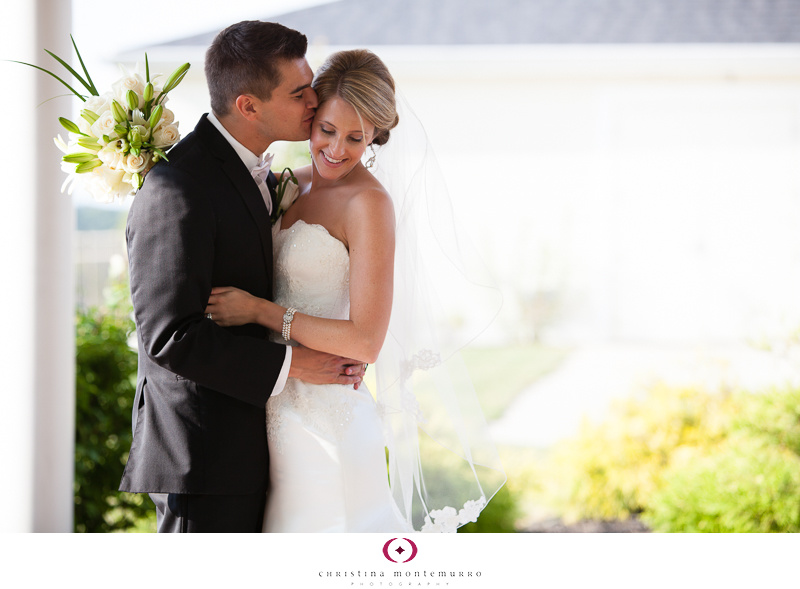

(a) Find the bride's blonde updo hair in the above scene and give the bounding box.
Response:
[312,49,399,146]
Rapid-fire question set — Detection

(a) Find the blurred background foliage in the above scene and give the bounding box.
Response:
[74,280,800,533]
[74,280,155,532]
[520,384,800,533]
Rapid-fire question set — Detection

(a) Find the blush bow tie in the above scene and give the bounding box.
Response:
[251,153,274,215]
[251,153,274,184]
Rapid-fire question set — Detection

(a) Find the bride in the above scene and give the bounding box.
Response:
[205,49,505,532]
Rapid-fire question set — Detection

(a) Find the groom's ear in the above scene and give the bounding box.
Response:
[234,94,260,121]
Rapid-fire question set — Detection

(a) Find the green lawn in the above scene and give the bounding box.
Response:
[363,343,568,422]
[462,343,569,420]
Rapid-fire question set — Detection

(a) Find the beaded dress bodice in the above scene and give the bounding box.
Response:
[272,219,350,322]
[266,220,356,454]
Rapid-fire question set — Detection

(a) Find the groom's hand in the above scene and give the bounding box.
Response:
[289,346,366,388]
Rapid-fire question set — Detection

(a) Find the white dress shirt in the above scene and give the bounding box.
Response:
[208,112,291,396]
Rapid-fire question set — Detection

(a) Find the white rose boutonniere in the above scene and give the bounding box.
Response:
[271,167,300,225]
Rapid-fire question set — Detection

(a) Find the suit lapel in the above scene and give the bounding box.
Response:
[195,115,274,283]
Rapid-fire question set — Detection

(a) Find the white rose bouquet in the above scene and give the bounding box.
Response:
[15,36,189,202]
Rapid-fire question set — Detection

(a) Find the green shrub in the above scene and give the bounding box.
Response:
[547,383,731,522]
[731,387,800,455]
[644,437,800,532]
[460,485,518,533]
[74,282,155,532]
[539,383,800,532]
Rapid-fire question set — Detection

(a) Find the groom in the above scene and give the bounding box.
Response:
[120,21,364,532]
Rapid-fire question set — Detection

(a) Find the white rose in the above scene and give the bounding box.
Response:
[78,117,92,135]
[152,123,180,148]
[122,152,149,175]
[278,180,300,212]
[155,107,175,128]
[112,73,145,107]
[86,166,128,203]
[79,94,114,136]
[91,110,119,139]
[98,144,124,170]
[84,93,113,116]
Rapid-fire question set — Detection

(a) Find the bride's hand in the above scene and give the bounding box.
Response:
[205,286,261,327]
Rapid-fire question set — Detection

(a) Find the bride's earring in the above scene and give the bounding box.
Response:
[365,144,376,169]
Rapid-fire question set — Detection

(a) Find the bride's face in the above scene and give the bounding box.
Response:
[310,95,375,181]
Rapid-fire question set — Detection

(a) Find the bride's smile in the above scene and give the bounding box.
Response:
[310,96,375,181]
[322,152,345,164]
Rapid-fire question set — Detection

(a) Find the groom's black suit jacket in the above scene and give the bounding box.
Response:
[120,114,285,495]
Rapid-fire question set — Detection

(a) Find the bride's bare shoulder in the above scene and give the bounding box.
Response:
[347,177,395,227]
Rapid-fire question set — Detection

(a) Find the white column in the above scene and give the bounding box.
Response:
[0,0,74,532]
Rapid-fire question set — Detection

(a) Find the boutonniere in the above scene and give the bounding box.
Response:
[271,167,300,225]
[13,36,190,203]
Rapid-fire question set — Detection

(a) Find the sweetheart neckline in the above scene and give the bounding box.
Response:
[277,219,349,254]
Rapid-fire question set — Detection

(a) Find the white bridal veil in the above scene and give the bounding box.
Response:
[369,93,506,532]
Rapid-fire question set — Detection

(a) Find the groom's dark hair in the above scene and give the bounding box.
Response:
[205,21,308,116]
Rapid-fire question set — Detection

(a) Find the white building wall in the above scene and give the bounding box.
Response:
[380,45,800,345]
[0,1,75,532]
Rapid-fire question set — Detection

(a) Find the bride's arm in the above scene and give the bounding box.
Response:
[290,189,395,362]
[206,188,395,364]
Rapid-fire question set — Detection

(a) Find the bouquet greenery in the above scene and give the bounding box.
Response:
[15,36,189,202]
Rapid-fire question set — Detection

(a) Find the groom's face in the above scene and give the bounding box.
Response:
[255,57,318,143]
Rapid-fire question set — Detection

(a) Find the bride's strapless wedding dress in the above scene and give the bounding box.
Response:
[263,220,411,532]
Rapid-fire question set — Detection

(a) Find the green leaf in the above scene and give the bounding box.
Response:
[70,35,98,95]
[75,158,103,173]
[80,109,99,125]
[148,104,163,129]
[111,100,128,124]
[7,60,87,101]
[152,147,169,162]
[145,53,150,83]
[44,48,97,97]
[59,116,86,135]
[63,152,98,164]
[160,63,191,96]
[143,82,153,103]
[77,138,102,152]
[126,89,138,111]
[36,93,80,109]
